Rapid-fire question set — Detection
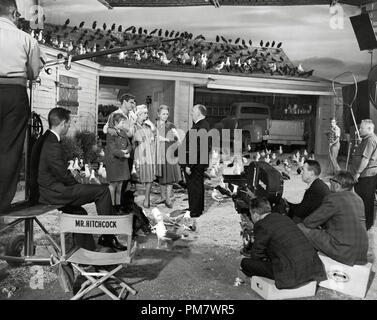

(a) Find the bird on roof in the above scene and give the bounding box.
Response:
[260,40,263,47]
[214,61,225,72]
[277,42,282,48]
[211,188,225,202]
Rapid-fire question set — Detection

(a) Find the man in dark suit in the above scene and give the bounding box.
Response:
[180,104,211,222]
[36,107,125,251]
[298,171,368,266]
[240,198,326,289]
[287,160,330,222]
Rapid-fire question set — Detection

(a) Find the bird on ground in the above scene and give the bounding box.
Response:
[84,164,91,182]
[211,188,225,202]
[89,169,100,184]
[151,208,183,248]
[255,152,261,161]
[67,41,74,52]
[73,158,81,171]
[260,150,266,158]
[264,154,271,164]
[67,160,74,171]
[278,145,283,155]
[303,149,308,157]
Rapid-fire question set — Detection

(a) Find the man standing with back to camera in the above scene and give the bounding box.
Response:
[0,0,44,213]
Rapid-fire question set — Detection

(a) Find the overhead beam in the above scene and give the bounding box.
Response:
[99,0,376,8]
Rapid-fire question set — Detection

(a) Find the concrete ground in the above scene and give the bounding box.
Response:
[0,152,376,300]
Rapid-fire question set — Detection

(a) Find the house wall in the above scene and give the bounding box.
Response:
[31,47,100,136]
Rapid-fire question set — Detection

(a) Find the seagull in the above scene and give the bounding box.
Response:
[118,51,125,60]
[73,158,81,171]
[260,150,266,158]
[278,146,283,155]
[247,144,252,152]
[214,61,225,72]
[255,152,261,161]
[84,164,91,182]
[89,169,100,184]
[67,160,74,171]
[271,153,277,160]
[67,41,74,52]
[298,64,304,73]
[211,188,224,202]
[191,56,197,67]
[200,53,208,70]
[264,154,271,163]
[303,149,308,157]
[151,208,183,248]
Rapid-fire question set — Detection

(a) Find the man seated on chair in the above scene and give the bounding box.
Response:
[37,107,126,251]
[297,171,368,266]
[240,197,326,289]
[286,160,330,223]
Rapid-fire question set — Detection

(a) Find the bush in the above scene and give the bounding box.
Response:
[61,131,101,165]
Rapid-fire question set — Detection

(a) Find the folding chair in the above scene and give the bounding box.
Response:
[59,213,138,300]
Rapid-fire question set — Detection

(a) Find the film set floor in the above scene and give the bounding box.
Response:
[0,154,376,300]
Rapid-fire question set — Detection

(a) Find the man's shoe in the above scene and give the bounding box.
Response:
[98,235,127,251]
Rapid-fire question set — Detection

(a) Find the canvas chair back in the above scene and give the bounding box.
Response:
[59,214,134,256]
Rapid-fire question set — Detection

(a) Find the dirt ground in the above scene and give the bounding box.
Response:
[1,153,377,300]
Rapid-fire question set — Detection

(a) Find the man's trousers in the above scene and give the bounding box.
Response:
[184,166,205,217]
[354,175,377,231]
[0,85,29,213]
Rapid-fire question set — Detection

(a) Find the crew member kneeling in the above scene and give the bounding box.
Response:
[240,198,326,289]
[37,107,126,251]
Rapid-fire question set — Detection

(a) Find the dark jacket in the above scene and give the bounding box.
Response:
[289,178,330,219]
[302,191,368,266]
[104,130,132,182]
[37,130,78,204]
[250,212,326,289]
[180,118,211,171]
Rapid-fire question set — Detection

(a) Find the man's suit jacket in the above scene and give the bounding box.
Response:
[302,191,368,266]
[250,212,326,289]
[37,130,78,205]
[181,118,211,171]
[289,178,330,219]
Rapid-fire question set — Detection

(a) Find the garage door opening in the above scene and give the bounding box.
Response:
[194,87,319,153]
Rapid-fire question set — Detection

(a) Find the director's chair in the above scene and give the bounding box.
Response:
[59,213,138,300]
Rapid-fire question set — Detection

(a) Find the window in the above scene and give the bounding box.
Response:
[240,107,269,115]
[57,75,80,115]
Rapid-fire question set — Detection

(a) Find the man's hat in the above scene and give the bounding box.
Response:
[117,90,135,101]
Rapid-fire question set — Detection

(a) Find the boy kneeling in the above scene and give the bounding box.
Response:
[240,198,326,289]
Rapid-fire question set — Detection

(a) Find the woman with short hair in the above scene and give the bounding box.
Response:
[155,105,182,208]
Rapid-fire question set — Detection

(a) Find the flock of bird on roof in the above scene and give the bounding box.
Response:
[24,18,314,77]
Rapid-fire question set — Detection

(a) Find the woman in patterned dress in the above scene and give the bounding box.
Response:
[133,105,156,208]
